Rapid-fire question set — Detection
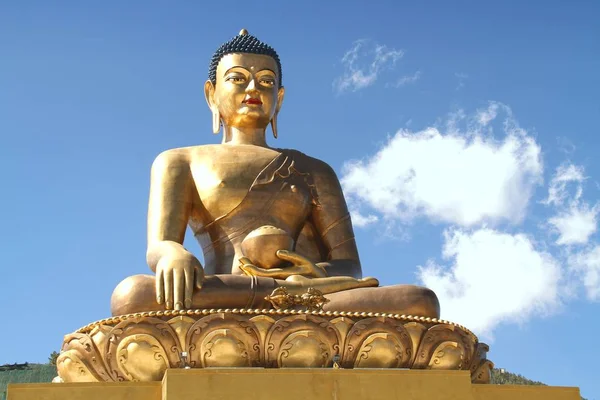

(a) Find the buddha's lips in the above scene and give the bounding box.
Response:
[244,98,262,105]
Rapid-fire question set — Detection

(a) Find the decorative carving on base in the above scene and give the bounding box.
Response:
[265,287,330,311]
[57,309,493,383]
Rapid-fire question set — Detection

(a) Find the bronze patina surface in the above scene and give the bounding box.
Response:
[56,29,492,383]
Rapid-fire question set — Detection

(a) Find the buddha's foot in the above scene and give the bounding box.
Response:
[57,309,493,383]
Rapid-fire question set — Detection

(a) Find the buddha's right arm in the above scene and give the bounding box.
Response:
[146,150,195,272]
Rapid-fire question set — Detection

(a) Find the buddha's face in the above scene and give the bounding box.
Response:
[206,53,284,130]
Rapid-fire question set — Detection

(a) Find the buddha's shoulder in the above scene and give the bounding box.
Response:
[152,146,338,178]
[279,148,338,178]
[152,145,224,164]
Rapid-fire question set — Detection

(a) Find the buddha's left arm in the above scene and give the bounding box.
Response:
[310,160,363,279]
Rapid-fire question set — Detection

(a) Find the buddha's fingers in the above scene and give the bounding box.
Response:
[274,250,327,278]
[283,276,374,295]
[239,263,274,277]
[238,262,252,277]
[238,257,253,266]
[183,268,193,308]
[156,269,164,305]
[276,250,311,266]
[360,277,380,287]
[163,269,173,310]
[194,265,204,290]
[173,268,185,310]
[241,264,307,279]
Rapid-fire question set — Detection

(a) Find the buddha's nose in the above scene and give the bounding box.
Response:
[245,79,258,94]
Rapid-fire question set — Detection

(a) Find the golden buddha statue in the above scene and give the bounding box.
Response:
[110,29,439,318]
[55,30,492,384]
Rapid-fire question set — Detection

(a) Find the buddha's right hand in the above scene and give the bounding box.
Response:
[155,250,204,310]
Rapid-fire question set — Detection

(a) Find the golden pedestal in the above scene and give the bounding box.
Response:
[8,369,581,400]
[53,309,492,383]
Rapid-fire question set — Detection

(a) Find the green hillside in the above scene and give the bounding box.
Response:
[491,368,545,385]
[491,368,585,400]
[0,363,56,400]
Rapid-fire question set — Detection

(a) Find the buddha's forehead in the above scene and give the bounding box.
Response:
[216,53,279,78]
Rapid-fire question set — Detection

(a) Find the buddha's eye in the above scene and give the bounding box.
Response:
[259,78,275,86]
[226,75,246,83]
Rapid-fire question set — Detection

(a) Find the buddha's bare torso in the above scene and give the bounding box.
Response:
[166,144,329,275]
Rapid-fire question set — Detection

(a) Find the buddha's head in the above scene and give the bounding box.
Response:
[205,29,285,137]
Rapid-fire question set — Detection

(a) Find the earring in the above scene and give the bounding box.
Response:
[212,109,221,134]
[271,114,278,139]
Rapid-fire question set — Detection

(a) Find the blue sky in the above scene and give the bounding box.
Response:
[1,1,598,398]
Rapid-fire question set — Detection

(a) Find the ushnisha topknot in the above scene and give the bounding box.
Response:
[208,28,283,87]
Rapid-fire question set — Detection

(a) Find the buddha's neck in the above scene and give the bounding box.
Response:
[222,126,268,147]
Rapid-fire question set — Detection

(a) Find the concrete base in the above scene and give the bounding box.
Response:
[8,369,581,400]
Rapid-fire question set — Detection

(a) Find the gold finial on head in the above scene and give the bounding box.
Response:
[239,28,248,36]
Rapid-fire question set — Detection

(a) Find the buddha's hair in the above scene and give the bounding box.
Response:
[208,31,282,87]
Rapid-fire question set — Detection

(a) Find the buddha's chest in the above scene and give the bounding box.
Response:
[190,150,315,222]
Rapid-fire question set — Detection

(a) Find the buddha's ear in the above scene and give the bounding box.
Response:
[204,80,221,134]
[204,80,217,109]
[276,86,285,113]
[271,86,285,139]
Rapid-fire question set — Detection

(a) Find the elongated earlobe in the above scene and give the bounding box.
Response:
[271,114,278,139]
[204,80,221,135]
[271,86,284,139]
[212,109,221,134]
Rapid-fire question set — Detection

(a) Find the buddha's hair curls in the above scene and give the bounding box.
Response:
[208,30,282,87]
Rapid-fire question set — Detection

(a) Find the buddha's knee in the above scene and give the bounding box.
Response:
[390,285,440,318]
[110,274,157,316]
[324,284,441,318]
[410,286,440,319]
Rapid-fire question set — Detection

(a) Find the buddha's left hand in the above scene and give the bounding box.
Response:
[239,250,327,279]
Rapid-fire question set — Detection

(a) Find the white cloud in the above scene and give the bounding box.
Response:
[350,209,379,227]
[543,163,599,246]
[569,245,600,300]
[417,228,562,337]
[476,102,499,126]
[549,206,598,245]
[445,109,466,134]
[542,164,600,298]
[338,99,599,335]
[389,71,422,88]
[543,164,586,207]
[341,102,543,227]
[334,40,404,93]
